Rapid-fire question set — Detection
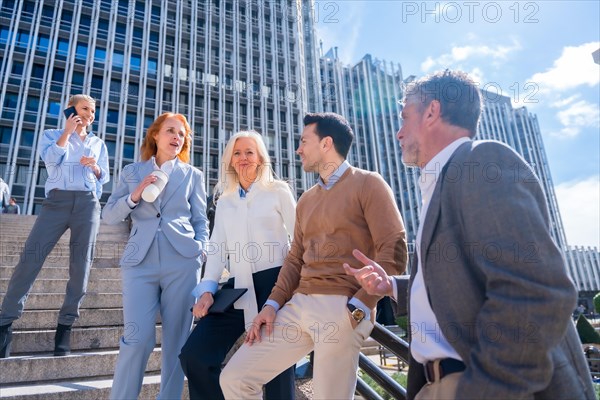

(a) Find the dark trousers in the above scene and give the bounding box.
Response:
[179,268,295,400]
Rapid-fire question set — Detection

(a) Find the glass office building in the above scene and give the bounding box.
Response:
[0,0,317,214]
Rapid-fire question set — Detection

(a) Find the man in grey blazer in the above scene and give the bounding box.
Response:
[345,70,595,399]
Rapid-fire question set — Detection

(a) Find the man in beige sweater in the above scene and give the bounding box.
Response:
[220,112,407,399]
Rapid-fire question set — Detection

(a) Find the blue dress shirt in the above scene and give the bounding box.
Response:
[39,129,110,199]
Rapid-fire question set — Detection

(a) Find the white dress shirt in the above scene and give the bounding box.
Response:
[410,137,470,364]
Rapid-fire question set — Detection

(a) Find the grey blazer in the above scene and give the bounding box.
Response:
[102,159,209,267]
[396,140,594,399]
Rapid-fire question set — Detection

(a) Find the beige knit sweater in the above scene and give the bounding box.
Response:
[269,166,408,311]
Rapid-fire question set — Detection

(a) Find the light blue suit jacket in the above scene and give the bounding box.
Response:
[102,159,209,267]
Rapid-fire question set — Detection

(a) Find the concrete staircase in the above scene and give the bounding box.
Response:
[0,214,171,399]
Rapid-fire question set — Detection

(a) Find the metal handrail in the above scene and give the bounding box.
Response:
[357,322,410,400]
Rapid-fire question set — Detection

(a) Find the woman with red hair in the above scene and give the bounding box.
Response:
[102,112,209,400]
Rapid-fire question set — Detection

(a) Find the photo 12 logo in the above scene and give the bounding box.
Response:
[401,1,540,24]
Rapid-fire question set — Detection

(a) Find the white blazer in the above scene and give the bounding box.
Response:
[202,182,296,324]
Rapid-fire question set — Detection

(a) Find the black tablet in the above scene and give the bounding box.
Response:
[208,288,248,314]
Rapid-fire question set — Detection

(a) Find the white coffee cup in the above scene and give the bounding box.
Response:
[141,170,169,203]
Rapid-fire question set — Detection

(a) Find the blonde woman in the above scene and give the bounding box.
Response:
[179,130,296,400]
[102,113,209,400]
[0,94,108,358]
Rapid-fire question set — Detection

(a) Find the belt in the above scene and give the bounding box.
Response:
[423,358,466,384]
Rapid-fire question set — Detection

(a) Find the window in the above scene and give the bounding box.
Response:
[113,51,124,67]
[127,82,139,97]
[130,54,141,70]
[47,101,61,115]
[16,30,30,47]
[146,86,156,99]
[135,1,145,14]
[20,129,35,146]
[3,93,18,108]
[80,14,91,28]
[11,62,24,75]
[123,142,135,159]
[91,74,103,90]
[106,109,119,124]
[71,71,84,86]
[147,59,157,76]
[61,10,73,22]
[144,115,153,129]
[37,35,50,52]
[30,64,44,79]
[0,28,12,44]
[52,68,65,83]
[75,42,88,60]
[25,97,39,112]
[0,126,12,144]
[125,112,137,127]
[116,23,126,36]
[94,47,106,62]
[98,19,109,33]
[60,10,73,30]
[105,140,116,157]
[133,27,143,40]
[42,5,54,19]
[56,38,69,56]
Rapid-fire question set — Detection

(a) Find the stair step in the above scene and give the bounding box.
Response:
[0,256,119,269]
[0,374,189,400]
[0,215,129,231]
[13,308,126,330]
[0,293,123,309]
[0,349,161,384]
[0,266,121,280]
[10,326,162,354]
[0,279,122,294]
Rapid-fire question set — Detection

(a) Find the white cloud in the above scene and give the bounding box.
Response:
[551,94,580,108]
[420,39,521,72]
[549,100,600,138]
[530,42,600,93]
[555,176,600,249]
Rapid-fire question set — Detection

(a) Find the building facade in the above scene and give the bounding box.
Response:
[0,0,317,214]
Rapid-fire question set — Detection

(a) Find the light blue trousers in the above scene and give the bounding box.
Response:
[110,232,200,400]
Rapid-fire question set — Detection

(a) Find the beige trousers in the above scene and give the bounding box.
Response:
[220,293,374,399]
[415,366,463,400]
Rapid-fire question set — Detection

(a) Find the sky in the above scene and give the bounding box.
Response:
[314,0,600,248]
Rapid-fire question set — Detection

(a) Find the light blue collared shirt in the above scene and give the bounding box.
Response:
[239,183,253,198]
[317,160,350,190]
[39,129,110,199]
[265,160,371,320]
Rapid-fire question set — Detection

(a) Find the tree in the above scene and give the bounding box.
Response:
[576,314,600,344]
[594,292,600,314]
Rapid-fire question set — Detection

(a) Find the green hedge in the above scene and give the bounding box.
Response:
[577,314,600,344]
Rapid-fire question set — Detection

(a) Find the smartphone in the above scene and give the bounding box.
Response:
[63,106,77,119]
